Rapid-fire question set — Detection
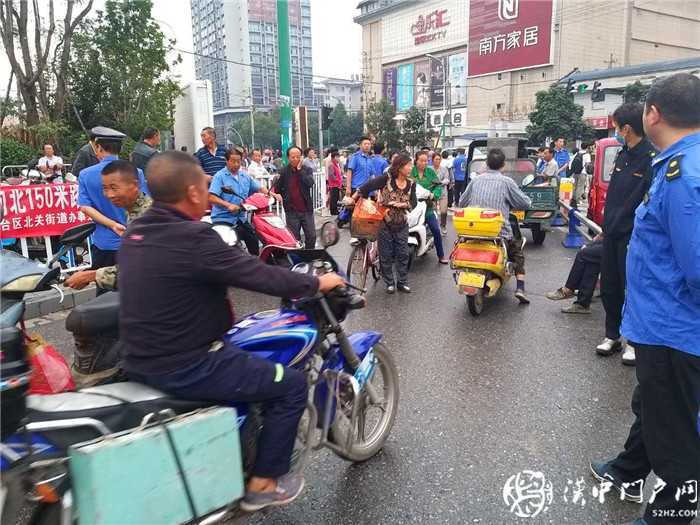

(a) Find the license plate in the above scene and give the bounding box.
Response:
[458,272,486,288]
[513,210,525,221]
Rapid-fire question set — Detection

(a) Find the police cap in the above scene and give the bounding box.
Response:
[90,126,126,144]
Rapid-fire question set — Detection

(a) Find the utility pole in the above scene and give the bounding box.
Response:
[277,0,293,165]
[250,99,256,149]
[318,106,324,157]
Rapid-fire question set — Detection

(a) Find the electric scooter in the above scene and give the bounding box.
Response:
[407,183,436,269]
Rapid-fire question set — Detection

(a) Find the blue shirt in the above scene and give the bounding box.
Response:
[554,148,570,169]
[621,131,700,357]
[371,155,388,177]
[209,167,261,224]
[453,154,466,181]
[78,156,147,251]
[347,151,373,189]
[195,144,227,177]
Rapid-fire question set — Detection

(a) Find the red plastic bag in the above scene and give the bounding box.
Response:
[26,333,75,394]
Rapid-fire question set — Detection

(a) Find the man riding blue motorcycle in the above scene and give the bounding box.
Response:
[119,152,344,511]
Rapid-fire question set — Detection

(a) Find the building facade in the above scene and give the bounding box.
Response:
[355,0,700,143]
[191,0,314,141]
[313,76,364,112]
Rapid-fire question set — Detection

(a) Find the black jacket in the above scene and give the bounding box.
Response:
[72,142,98,177]
[118,203,319,375]
[274,163,315,212]
[603,138,656,238]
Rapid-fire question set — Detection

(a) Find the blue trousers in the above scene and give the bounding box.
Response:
[129,343,308,479]
[426,210,445,258]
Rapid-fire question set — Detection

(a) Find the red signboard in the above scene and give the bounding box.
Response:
[468,0,553,77]
[410,8,450,46]
[0,184,90,238]
[586,116,613,130]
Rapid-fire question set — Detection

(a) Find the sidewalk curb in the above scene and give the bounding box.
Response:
[25,286,96,320]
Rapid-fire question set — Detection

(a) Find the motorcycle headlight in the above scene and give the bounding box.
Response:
[1,274,44,292]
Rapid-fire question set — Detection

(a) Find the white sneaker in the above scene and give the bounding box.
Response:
[621,344,636,366]
[596,337,622,356]
[441,227,447,236]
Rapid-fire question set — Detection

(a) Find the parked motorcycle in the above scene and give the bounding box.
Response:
[241,192,300,264]
[450,207,524,316]
[1,223,399,524]
[407,183,436,270]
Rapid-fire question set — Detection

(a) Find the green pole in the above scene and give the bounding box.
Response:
[277,0,293,165]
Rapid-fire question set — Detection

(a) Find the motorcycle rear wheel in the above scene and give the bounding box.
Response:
[328,343,399,462]
[467,290,484,316]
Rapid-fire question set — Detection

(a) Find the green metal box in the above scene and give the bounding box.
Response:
[68,407,243,524]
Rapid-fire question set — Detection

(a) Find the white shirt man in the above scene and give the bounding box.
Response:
[247,149,270,188]
[38,144,64,178]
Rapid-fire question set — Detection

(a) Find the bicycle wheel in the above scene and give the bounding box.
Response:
[347,244,369,291]
[369,241,381,281]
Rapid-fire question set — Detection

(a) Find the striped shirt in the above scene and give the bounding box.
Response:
[458,170,532,239]
[195,144,227,177]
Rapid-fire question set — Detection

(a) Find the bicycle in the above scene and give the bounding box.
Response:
[346,237,381,292]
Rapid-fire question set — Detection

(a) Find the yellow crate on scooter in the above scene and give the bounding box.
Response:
[452,208,504,238]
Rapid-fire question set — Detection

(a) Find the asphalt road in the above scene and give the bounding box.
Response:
[28,224,674,525]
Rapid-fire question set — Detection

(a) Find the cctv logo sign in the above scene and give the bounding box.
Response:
[468,0,553,77]
[498,0,518,20]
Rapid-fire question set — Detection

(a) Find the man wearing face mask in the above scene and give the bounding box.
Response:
[590,73,700,525]
[595,103,655,364]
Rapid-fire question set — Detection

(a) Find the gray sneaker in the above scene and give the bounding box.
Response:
[546,287,574,301]
[561,303,591,314]
[240,473,305,512]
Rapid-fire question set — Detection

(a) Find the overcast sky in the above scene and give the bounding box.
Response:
[0,0,362,95]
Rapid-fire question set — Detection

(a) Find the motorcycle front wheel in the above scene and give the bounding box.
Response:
[328,343,399,462]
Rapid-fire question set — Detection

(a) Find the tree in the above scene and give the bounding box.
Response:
[365,99,401,149]
[0,0,94,125]
[328,103,363,148]
[526,86,595,145]
[234,109,281,150]
[68,0,181,139]
[623,81,650,104]
[401,106,432,151]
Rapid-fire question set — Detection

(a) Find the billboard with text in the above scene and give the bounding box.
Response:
[397,63,415,111]
[468,0,553,77]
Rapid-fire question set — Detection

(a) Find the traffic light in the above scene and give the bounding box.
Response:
[565,78,575,94]
[577,83,588,94]
[321,106,333,130]
[591,81,604,102]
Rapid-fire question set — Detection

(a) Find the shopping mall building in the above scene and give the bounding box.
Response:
[354,0,700,145]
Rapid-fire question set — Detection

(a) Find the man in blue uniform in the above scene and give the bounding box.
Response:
[590,73,700,525]
[371,142,389,176]
[344,136,373,196]
[208,147,279,255]
[452,148,467,203]
[553,137,570,176]
[77,126,147,294]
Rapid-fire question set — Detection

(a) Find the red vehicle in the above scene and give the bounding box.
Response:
[587,137,622,227]
[242,192,300,264]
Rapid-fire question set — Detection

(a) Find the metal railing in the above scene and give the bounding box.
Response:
[559,199,602,244]
[312,169,328,213]
[2,164,73,179]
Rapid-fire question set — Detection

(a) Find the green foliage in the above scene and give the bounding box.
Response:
[623,81,650,104]
[328,103,363,148]
[365,99,401,149]
[0,137,36,169]
[526,86,595,145]
[68,0,181,140]
[234,109,282,150]
[26,120,70,149]
[401,106,433,150]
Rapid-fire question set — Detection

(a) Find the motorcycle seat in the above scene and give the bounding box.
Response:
[26,382,211,449]
[65,291,120,336]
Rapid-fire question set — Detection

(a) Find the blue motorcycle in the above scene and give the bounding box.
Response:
[0,223,399,523]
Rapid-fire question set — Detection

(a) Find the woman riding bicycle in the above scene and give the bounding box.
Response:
[353,153,417,294]
[412,151,449,264]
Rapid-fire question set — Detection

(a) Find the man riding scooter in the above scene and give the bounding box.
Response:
[119,151,345,511]
[459,148,532,303]
[208,146,281,255]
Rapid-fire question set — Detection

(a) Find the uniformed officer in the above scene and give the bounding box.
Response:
[595,103,656,365]
[590,73,700,525]
[77,126,147,294]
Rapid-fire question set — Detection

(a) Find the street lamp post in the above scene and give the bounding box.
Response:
[425,53,449,148]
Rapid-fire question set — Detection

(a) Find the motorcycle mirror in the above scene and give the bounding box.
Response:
[521,174,535,187]
[58,223,96,247]
[319,221,339,248]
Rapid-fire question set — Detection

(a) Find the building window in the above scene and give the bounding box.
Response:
[496,103,504,110]
[497,73,502,80]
